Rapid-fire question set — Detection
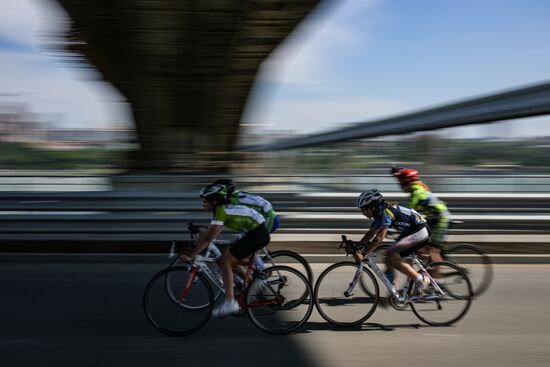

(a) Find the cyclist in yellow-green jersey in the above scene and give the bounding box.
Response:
[392,167,453,268]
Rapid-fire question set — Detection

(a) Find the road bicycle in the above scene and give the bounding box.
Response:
[143,248,314,336]
[167,222,314,304]
[377,220,493,297]
[313,236,473,327]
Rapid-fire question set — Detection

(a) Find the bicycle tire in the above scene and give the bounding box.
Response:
[410,261,473,326]
[143,267,213,336]
[314,261,379,327]
[262,249,314,285]
[246,265,314,334]
[444,243,493,297]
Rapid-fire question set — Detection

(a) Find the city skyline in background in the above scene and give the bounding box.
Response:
[1,0,550,141]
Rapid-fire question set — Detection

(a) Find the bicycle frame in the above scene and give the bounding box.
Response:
[179,254,281,310]
[357,253,447,303]
[185,225,271,270]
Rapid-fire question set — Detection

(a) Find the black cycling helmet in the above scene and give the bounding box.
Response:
[356,189,384,210]
[390,165,403,175]
[199,184,228,203]
[213,178,236,195]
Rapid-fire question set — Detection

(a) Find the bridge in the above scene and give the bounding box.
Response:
[53,1,550,171]
[55,0,321,171]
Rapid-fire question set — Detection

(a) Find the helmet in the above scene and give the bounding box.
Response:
[356,189,384,210]
[390,165,403,175]
[395,168,419,183]
[199,184,228,203]
[213,178,235,195]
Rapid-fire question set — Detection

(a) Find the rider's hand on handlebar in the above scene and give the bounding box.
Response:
[179,252,195,262]
[177,240,196,262]
[353,249,366,262]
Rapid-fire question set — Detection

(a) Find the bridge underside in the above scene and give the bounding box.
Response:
[56,0,320,172]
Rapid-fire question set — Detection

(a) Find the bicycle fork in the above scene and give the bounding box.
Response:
[345,262,365,297]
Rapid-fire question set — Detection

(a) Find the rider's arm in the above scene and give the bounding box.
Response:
[365,226,388,253]
[189,224,224,257]
[358,228,377,245]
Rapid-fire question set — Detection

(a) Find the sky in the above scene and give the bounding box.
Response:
[1,0,550,137]
[0,0,129,129]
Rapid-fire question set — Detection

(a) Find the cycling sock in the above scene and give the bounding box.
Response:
[384,271,395,284]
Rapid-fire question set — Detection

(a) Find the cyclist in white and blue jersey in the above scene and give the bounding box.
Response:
[353,189,431,296]
[180,184,270,317]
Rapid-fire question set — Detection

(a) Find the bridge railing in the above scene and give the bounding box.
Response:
[1,190,549,242]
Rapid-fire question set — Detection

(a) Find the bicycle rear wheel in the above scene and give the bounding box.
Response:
[314,261,379,327]
[262,250,314,285]
[143,267,213,336]
[410,261,473,326]
[444,243,493,297]
[246,265,314,334]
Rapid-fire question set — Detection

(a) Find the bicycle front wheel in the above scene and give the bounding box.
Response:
[246,265,314,334]
[314,261,379,327]
[444,243,493,297]
[410,261,473,326]
[143,267,213,336]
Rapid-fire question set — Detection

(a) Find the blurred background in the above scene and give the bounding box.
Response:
[1,1,550,366]
[1,0,549,180]
[1,0,550,246]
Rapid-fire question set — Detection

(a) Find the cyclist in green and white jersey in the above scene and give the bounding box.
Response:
[180,184,270,317]
[214,178,280,233]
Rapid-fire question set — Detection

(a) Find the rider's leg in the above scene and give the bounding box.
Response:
[253,253,266,270]
[228,225,271,289]
[428,213,450,263]
[387,250,419,280]
[387,227,431,294]
[384,256,396,285]
[219,248,238,300]
[427,214,450,278]
[429,245,443,262]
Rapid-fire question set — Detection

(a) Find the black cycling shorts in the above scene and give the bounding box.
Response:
[230,224,270,260]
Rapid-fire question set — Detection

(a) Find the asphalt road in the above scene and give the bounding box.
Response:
[1,261,549,367]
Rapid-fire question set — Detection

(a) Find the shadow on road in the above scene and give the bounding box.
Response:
[297,321,426,333]
[0,262,317,367]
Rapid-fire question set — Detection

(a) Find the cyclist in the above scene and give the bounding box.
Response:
[213,178,280,233]
[179,184,270,317]
[392,167,452,267]
[353,189,430,296]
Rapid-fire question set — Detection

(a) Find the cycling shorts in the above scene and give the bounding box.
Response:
[388,225,430,257]
[230,224,270,260]
[426,211,451,248]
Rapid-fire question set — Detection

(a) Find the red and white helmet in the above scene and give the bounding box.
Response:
[395,168,420,183]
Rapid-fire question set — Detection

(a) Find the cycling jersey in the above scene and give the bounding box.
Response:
[211,204,265,233]
[407,181,452,246]
[370,203,426,237]
[229,191,278,232]
[407,182,449,220]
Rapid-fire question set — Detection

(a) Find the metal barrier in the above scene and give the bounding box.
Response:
[3,174,550,193]
[1,190,549,242]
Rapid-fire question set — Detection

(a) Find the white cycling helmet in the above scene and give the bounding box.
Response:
[199,184,227,202]
[356,189,383,209]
